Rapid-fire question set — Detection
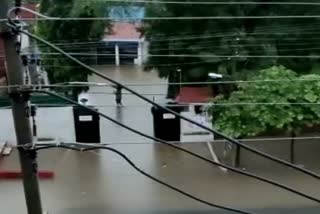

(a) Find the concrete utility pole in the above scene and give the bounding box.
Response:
[0,1,43,214]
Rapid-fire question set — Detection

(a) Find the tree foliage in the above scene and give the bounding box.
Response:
[143,1,320,97]
[37,0,109,95]
[208,66,320,138]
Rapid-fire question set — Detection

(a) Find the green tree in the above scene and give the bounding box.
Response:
[209,65,320,138]
[37,0,109,98]
[143,1,320,97]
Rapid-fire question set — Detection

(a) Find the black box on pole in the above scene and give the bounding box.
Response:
[73,106,101,143]
[151,103,184,142]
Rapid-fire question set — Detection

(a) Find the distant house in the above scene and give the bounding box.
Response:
[175,86,213,104]
[175,86,214,143]
[98,6,148,66]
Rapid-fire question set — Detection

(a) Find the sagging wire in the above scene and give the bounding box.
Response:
[24,90,320,204]
[18,142,255,214]
[94,1,320,6]
[91,136,320,143]
[5,16,320,22]
[9,22,320,181]
[29,135,320,145]
[19,52,320,59]
[4,78,320,88]
[6,6,320,22]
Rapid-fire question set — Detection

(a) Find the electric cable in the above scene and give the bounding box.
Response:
[11,26,320,180]
[25,90,320,204]
[20,52,320,59]
[96,1,320,6]
[24,143,256,214]
[6,6,320,22]
[7,76,320,89]
[4,15,320,22]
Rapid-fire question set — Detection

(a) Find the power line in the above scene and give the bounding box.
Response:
[11,22,320,180]
[32,30,320,46]
[40,135,320,145]
[29,23,320,46]
[22,143,255,214]
[21,52,320,59]
[99,1,320,6]
[6,6,320,23]
[22,103,320,107]
[4,15,320,22]
[27,46,320,58]
[4,77,320,89]
[8,135,320,148]
[22,92,320,204]
[31,41,320,52]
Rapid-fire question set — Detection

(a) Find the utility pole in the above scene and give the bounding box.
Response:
[0,1,43,214]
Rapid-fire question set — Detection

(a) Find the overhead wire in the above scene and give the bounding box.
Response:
[22,143,255,214]
[6,6,320,22]
[96,1,320,6]
[8,5,320,178]
[19,52,320,59]
[31,28,320,46]
[32,135,320,145]
[4,101,320,108]
[23,103,320,107]
[30,41,320,53]
[4,15,320,22]
[4,76,320,89]
[4,7,320,204]
[24,90,320,204]
[14,26,320,180]
[27,25,320,47]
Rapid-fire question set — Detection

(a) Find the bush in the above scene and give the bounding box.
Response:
[208,66,320,138]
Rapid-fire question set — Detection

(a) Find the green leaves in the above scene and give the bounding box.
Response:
[37,0,108,95]
[143,1,320,96]
[209,66,320,138]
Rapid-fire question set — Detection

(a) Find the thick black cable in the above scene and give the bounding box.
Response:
[12,26,320,180]
[27,143,255,214]
[27,90,320,204]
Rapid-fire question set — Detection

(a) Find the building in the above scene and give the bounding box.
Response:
[98,6,148,66]
[174,86,214,143]
[175,86,213,105]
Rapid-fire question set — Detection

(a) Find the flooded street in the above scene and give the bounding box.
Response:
[87,65,167,143]
[1,66,320,214]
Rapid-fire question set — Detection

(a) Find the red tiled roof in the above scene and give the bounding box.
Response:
[175,87,212,103]
[104,22,142,40]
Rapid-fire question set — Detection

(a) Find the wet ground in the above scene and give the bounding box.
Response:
[87,65,167,143]
[1,66,320,213]
[1,145,320,214]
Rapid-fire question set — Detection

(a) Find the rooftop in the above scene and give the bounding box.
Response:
[104,22,142,41]
[175,86,213,104]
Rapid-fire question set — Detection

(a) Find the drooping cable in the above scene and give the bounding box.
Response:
[95,1,320,6]
[10,24,320,180]
[6,6,320,22]
[25,90,320,204]
[21,143,255,214]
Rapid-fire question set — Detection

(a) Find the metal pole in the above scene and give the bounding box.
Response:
[115,44,120,66]
[290,131,296,164]
[0,1,43,214]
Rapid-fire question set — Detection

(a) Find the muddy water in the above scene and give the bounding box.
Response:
[1,66,320,213]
